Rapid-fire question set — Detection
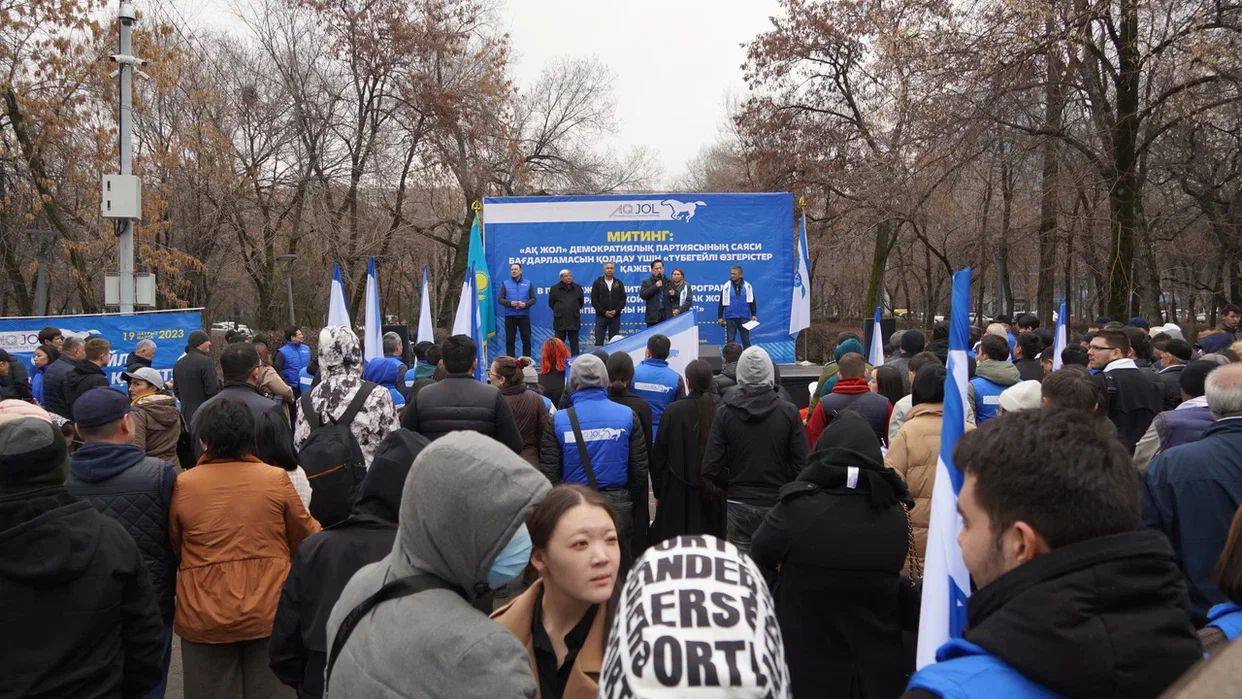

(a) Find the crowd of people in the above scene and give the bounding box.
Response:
[1,302,1241,698]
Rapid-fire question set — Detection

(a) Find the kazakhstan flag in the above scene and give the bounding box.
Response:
[467,213,495,340]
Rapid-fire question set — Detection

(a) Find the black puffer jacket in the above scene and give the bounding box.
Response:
[751,412,911,699]
[402,374,523,453]
[64,359,109,412]
[270,429,429,698]
[64,443,178,623]
[0,487,165,698]
[41,356,77,418]
[963,529,1200,698]
[701,386,809,507]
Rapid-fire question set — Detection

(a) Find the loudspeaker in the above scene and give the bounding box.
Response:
[862,316,896,360]
[383,324,413,365]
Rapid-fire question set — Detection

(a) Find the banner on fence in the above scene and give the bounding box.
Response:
[0,309,204,388]
[483,193,795,363]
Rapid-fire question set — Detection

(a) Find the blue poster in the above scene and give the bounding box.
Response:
[483,193,795,363]
[0,309,204,388]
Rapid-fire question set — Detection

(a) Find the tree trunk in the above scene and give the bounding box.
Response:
[998,160,1015,318]
[1036,21,1064,325]
[864,220,895,314]
[1105,0,1142,320]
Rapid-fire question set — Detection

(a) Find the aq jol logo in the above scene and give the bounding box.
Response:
[609,199,707,223]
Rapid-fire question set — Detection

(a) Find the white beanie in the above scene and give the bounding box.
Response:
[999,380,1043,414]
[736,346,775,389]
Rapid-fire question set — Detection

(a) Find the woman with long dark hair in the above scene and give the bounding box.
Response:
[870,364,906,408]
[603,352,653,453]
[490,355,547,467]
[649,359,723,541]
[492,485,620,699]
[539,338,570,408]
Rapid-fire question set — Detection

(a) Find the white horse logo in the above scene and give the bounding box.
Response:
[662,199,707,222]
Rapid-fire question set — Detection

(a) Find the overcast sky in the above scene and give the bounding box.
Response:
[178,0,782,187]
[501,1,782,186]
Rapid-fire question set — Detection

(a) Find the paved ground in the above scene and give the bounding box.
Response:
[167,636,183,697]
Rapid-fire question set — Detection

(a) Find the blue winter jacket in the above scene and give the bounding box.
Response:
[906,639,1060,699]
[1143,417,1242,620]
[546,387,635,489]
[277,342,311,390]
[631,358,683,440]
[363,356,407,407]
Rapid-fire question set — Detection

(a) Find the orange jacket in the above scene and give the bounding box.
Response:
[491,579,607,699]
[169,455,320,643]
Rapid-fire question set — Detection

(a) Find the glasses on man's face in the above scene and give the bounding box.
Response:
[1088,344,1115,352]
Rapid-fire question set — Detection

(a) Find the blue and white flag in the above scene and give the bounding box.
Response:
[789,209,811,336]
[416,266,434,344]
[362,257,383,363]
[1051,299,1067,371]
[917,267,973,668]
[451,265,485,381]
[601,311,700,380]
[868,306,885,367]
[326,262,351,329]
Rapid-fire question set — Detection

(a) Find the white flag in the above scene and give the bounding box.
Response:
[417,267,434,344]
[362,257,382,363]
[326,263,351,329]
[789,210,811,336]
[451,266,473,337]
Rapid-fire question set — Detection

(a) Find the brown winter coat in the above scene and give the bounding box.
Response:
[884,402,973,572]
[169,454,320,643]
[490,579,606,699]
[130,392,182,465]
[501,384,547,467]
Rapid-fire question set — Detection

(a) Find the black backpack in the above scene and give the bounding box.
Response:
[299,382,375,527]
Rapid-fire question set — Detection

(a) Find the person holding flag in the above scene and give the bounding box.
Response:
[905,408,1201,697]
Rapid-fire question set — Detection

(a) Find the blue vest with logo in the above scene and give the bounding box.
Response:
[1207,602,1242,641]
[553,388,632,489]
[298,366,314,394]
[969,376,1008,423]
[906,639,1060,699]
[277,342,311,389]
[632,358,681,439]
[721,280,754,320]
[500,276,533,317]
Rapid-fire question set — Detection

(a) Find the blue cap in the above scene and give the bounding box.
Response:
[72,387,132,428]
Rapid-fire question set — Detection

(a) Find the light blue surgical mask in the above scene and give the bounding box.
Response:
[487,523,532,589]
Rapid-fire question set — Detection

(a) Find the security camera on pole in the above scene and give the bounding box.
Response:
[101,0,153,312]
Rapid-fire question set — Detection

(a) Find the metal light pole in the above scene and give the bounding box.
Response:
[115,0,138,313]
[278,254,298,325]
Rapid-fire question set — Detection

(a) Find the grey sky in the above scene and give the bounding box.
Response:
[167,0,781,187]
[502,1,781,186]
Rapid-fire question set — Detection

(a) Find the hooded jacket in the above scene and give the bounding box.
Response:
[702,386,809,507]
[270,429,429,698]
[0,488,165,698]
[130,391,181,464]
[906,531,1200,699]
[294,327,399,468]
[752,412,912,699]
[324,431,551,698]
[970,360,1020,422]
[65,442,178,622]
[172,346,219,423]
[64,358,109,412]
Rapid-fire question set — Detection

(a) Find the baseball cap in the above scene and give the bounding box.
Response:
[72,387,133,428]
[121,366,165,389]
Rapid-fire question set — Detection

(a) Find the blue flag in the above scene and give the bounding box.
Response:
[1051,299,1068,370]
[467,214,495,341]
[868,306,885,367]
[917,267,973,668]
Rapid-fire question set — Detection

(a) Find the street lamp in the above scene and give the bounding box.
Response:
[277,254,297,325]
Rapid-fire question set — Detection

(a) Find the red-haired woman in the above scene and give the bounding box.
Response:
[539,338,570,408]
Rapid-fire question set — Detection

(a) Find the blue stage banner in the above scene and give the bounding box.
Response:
[483,193,795,363]
[0,309,204,388]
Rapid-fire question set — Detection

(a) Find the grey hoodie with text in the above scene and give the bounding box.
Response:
[324,431,551,698]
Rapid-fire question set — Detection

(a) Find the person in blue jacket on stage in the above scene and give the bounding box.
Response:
[1198,505,1242,657]
[717,264,757,347]
[362,332,408,408]
[274,325,312,395]
[497,262,535,358]
[630,334,684,442]
[904,408,1199,699]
